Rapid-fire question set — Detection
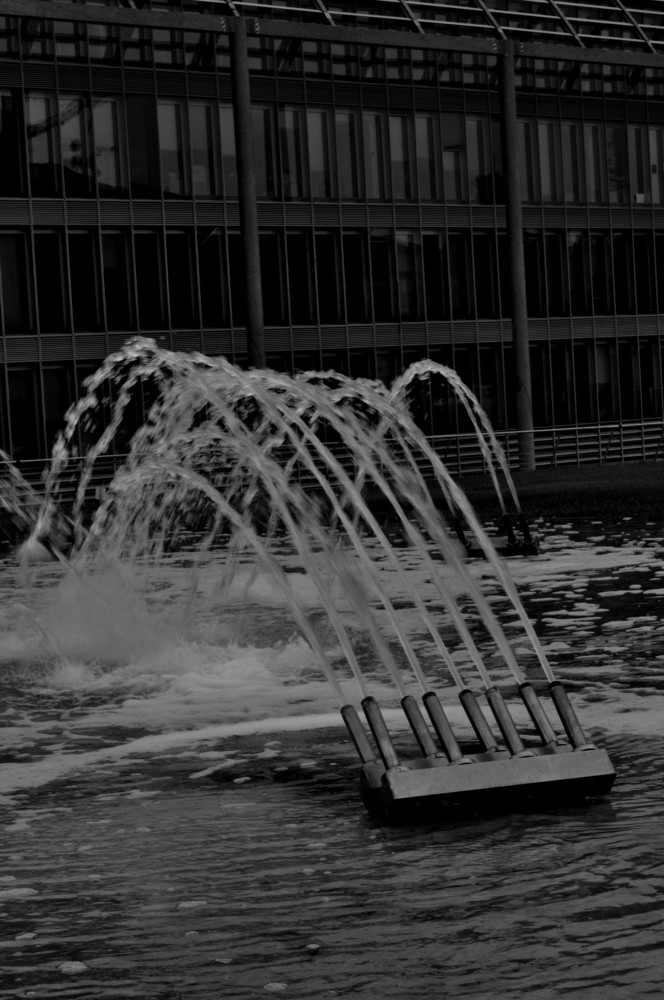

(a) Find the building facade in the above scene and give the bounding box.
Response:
[2,1,664,472]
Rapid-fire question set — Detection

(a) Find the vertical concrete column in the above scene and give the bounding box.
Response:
[500,44,535,471]
[230,17,266,368]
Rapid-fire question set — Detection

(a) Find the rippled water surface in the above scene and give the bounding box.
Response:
[2,515,664,998]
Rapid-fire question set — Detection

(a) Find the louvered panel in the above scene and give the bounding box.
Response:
[426,322,453,344]
[451,321,477,343]
[348,326,374,347]
[257,203,284,225]
[0,201,30,225]
[565,208,588,227]
[420,205,446,226]
[23,65,56,89]
[194,203,225,225]
[586,208,611,227]
[517,95,537,116]
[132,202,164,224]
[367,205,394,226]
[559,98,582,120]
[333,83,361,106]
[187,75,217,98]
[445,205,471,226]
[123,69,156,94]
[250,78,276,102]
[549,318,573,339]
[540,207,566,227]
[66,202,99,225]
[283,204,312,225]
[156,71,187,96]
[305,81,333,105]
[536,96,559,117]
[464,92,490,114]
[471,207,496,227]
[99,201,132,225]
[41,336,74,361]
[108,333,131,351]
[394,206,420,226]
[401,323,426,344]
[32,203,66,225]
[375,324,399,345]
[613,316,637,335]
[570,317,595,337]
[439,91,464,111]
[57,67,90,92]
[312,204,340,226]
[265,328,291,349]
[90,68,124,93]
[340,205,368,227]
[203,331,233,355]
[225,204,241,226]
[604,101,626,121]
[478,321,507,342]
[611,209,632,227]
[0,63,21,87]
[292,328,320,349]
[413,88,439,110]
[6,337,40,362]
[276,79,304,102]
[637,316,659,335]
[320,327,348,349]
[74,334,108,359]
[218,77,232,100]
[173,331,203,351]
[362,86,388,108]
[164,202,195,225]
[388,86,412,110]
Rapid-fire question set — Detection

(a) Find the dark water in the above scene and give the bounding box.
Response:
[2,517,664,998]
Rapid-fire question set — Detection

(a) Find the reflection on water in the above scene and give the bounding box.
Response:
[2,517,664,998]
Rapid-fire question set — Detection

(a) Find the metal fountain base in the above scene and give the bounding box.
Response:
[342,683,616,821]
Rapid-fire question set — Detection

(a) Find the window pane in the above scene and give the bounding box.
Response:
[606,125,628,204]
[567,231,591,314]
[562,121,584,203]
[0,234,30,332]
[279,107,306,199]
[102,232,133,330]
[370,230,396,321]
[158,102,188,198]
[422,232,449,320]
[415,115,439,201]
[219,106,238,197]
[60,96,94,197]
[518,119,539,202]
[442,113,467,201]
[448,232,472,318]
[538,120,561,202]
[396,232,422,319]
[259,232,286,324]
[8,370,41,460]
[93,98,127,196]
[166,232,197,328]
[363,113,389,200]
[389,116,415,200]
[26,93,61,196]
[584,123,607,203]
[466,116,490,203]
[126,96,159,198]
[69,232,101,331]
[315,231,343,322]
[307,109,334,198]
[0,91,24,195]
[336,111,360,199]
[189,103,216,197]
[198,229,229,328]
[473,232,498,318]
[343,232,370,322]
[252,107,276,198]
[35,232,66,332]
[628,125,650,205]
[134,232,165,329]
[287,232,314,323]
[649,127,664,206]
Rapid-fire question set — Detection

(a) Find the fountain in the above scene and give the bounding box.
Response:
[23,337,614,819]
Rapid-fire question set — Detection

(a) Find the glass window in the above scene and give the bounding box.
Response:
[606,125,628,205]
[544,231,569,316]
[307,109,334,199]
[158,102,189,198]
[88,22,120,63]
[69,232,101,331]
[584,123,608,203]
[134,231,165,329]
[126,96,160,198]
[524,231,545,317]
[287,232,315,324]
[259,232,286,324]
[590,232,613,315]
[279,106,306,200]
[0,234,30,333]
[396,232,423,319]
[122,25,151,65]
[449,232,472,318]
[315,231,343,323]
[561,121,584,203]
[389,116,415,200]
[219,106,238,197]
[363,113,389,200]
[166,232,197,328]
[628,125,650,205]
[551,343,574,425]
[567,231,591,315]
[442,113,467,202]
[92,97,127,196]
[189,103,216,198]
[335,111,361,199]
[370,230,396,321]
[612,231,634,314]
[518,119,539,202]
[422,232,450,320]
[0,91,24,195]
[538,120,562,203]
[640,339,662,418]
[59,96,94,197]
[252,107,277,198]
[26,93,61,197]
[466,116,492,203]
[55,20,87,62]
[43,366,75,451]
[649,126,664,206]
[473,232,499,318]
[35,231,66,332]
[102,232,134,330]
[154,29,183,67]
[227,232,245,326]
[342,232,370,322]
[8,370,42,461]
[197,229,229,328]
[415,114,440,201]
[634,232,656,314]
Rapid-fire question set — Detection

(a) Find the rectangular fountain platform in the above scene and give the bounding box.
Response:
[358,746,616,819]
[342,685,616,820]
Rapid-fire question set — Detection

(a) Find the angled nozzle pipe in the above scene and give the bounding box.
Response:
[459,689,499,753]
[422,691,464,762]
[401,694,440,760]
[485,687,525,755]
[341,704,378,764]
[362,696,400,769]
[548,681,592,749]
[518,682,557,746]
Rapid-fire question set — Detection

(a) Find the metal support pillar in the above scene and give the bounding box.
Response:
[501,45,535,472]
[230,17,266,369]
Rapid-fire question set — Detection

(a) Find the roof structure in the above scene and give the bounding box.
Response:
[171,0,664,51]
